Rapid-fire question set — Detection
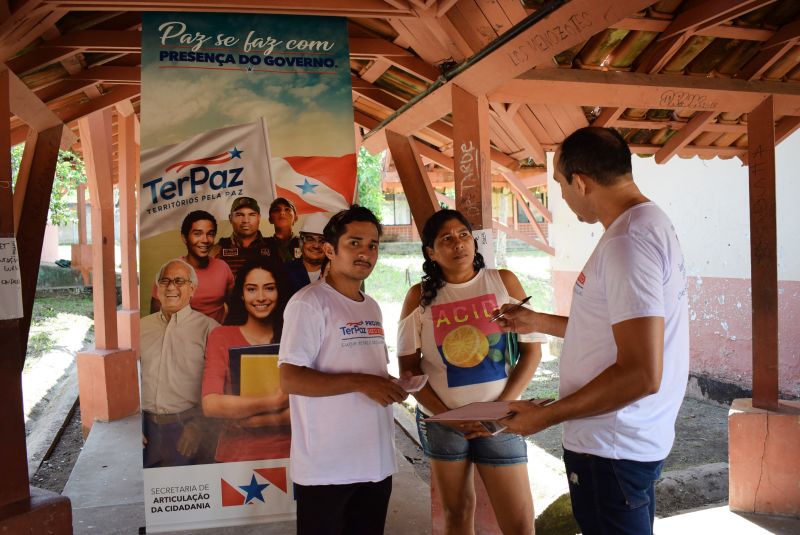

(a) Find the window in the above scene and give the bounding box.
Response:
[382,192,411,225]
[517,190,547,224]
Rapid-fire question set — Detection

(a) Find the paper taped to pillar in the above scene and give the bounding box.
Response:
[139,12,355,532]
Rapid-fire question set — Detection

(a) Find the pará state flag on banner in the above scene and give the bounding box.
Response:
[272,154,356,215]
[140,118,275,240]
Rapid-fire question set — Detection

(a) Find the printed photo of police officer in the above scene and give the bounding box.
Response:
[211,197,273,277]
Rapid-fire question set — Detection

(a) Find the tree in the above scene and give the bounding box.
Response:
[356,146,385,220]
[10,145,87,226]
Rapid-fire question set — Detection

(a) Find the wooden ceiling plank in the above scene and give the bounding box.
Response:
[761,19,800,50]
[436,0,459,18]
[654,110,717,164]
[658,0,777,42]
[626,144,746,157]
[475,0,514,36]
[0,8,64,64]
[387,54,441,83]
[490,101,545,163]
[528,104,566,142]
[490,69,800,117]
[487,112,518,154]
[369,0,656,139]
[416,10,469,63]
[450,0,496,52]
[518,105,555,145]
[412,137,454,170]
[34,79,96,103]
[496,0,528,24]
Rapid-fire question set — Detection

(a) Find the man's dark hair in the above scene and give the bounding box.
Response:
[558,127,632,186]
[323,204,382,252]
[180,210,217,237]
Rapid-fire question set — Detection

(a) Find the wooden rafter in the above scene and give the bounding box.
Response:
[658,0,778,42]
[655,111,717,164]
[490,69,800,116]
[738,20,800,80]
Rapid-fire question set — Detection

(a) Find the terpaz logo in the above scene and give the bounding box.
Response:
[220,467,287,506]
[142,146,245,205]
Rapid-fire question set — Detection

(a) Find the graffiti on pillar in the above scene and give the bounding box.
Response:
[456,140,483,223]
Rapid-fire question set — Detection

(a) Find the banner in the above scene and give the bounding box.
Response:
[139,12,354,532]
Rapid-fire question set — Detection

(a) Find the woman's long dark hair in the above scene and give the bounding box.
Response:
[224,258,290,342]
[420,209,485,308]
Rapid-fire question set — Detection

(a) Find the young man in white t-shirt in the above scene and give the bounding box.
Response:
[497,127,689,535]
[279,205,408,535]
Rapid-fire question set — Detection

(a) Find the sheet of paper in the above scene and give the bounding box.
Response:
[426,401,513,422]
[0,238,23,320]
[395,374,428,393]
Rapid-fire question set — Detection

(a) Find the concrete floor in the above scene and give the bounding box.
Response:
[63,415,430,534]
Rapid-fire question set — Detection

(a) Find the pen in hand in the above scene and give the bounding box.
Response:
[490,296,532,322]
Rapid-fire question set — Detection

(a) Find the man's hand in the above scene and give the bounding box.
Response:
[176,422,202,458]
[358,375,409,406]
[501,400,556,436]
[494,304,538,334]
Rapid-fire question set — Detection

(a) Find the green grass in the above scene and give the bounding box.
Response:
[366,252,553,309]
[24,292,93,366]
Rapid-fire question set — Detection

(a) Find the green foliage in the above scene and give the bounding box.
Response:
[10,145,87,226]
[356,146,385,220]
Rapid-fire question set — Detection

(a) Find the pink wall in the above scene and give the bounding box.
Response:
[553,270,800,398]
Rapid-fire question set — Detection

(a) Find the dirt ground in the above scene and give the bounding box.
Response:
[31,407,84,494]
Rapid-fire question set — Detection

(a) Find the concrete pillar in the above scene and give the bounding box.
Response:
[76,108,138,436]
[729,399,800,517]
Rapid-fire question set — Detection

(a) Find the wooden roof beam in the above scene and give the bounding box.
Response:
[8,69,77,148]
[657,0,778,42]
[10,84,139,146]
[490,69,800,116]
[614,17,774,41]
[776,115,800,144]
[47,0,416,17]
[365,0,656,139]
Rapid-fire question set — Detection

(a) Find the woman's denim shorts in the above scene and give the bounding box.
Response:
[415,407,527,466]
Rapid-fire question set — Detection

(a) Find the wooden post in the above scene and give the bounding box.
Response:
[78,109,118,350]
[116,106,140,356]
[76,108,138,435]
[77,184,87,245]
[452,84,492,230]
[386,130,439,235]
[747,96,779,411]
[0,68,72,533]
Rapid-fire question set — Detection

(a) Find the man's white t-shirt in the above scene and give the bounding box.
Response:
[279,280,397,485]
[561,202,689,462]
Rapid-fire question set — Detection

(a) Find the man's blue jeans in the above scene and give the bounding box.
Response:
[563,449,664,535]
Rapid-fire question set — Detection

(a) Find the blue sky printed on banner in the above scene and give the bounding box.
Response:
[141,13,353,157]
